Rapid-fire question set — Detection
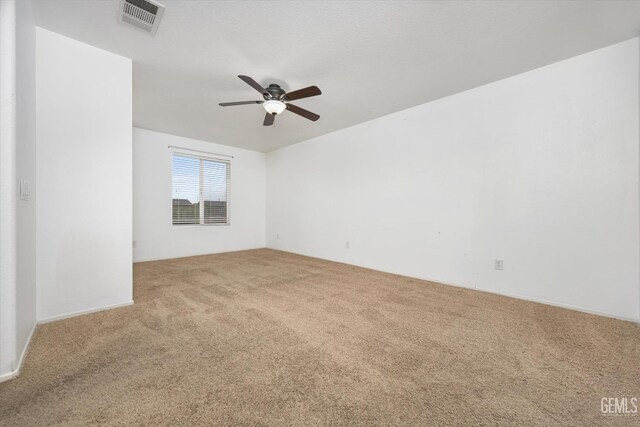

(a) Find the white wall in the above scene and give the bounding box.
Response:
[0,0,37,381]
[15,0,37,369]
[0,0,19,378]
[133,128,266,262]
[267,38,640,321]
[36,28,133,322]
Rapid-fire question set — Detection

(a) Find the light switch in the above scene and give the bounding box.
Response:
[19,180,30,201]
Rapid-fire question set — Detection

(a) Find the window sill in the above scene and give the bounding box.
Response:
[172,223,231,227]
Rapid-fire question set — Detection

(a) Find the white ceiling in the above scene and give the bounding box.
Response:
[32,0,640,152]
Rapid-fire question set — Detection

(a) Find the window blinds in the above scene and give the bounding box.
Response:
[171,153,230,225]
[202,158,229,224]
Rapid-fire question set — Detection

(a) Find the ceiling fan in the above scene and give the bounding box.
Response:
[219,75,321,126]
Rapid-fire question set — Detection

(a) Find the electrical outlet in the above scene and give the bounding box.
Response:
[276,233,279,240]
[494,259,504,270]
[132,240,136,249]
[345,241,350,249]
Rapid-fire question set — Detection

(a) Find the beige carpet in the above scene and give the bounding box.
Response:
[1,249,638,426]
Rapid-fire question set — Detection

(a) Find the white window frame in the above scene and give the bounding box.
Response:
[171,150,231,226]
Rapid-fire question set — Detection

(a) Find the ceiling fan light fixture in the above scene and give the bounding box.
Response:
[263,100,286,115]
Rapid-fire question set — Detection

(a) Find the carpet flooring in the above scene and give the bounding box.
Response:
[1,249,638,426]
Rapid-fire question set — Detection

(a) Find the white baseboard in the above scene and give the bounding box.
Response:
[486,289,640,324]
[37,300,134,325]
[268,248,640,324]
[376,268,640,323]
[427,277,640,323]
[133,246,267,263]
[0,322,37,384]
[0,371,15,383]
[15,322,36,372]
[1,301,135,383]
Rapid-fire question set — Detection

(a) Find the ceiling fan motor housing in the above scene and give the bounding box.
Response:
[264,84,286,100]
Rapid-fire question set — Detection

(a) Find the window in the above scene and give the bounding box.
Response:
[172,153,230,225]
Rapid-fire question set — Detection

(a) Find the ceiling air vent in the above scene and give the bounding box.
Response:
[118,0,165,35]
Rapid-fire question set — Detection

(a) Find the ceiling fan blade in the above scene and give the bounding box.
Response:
[263,112,275,126]
[286,103,320,121]
[219,100,263,107]
[238,75,267,95]
[285,85,321,101]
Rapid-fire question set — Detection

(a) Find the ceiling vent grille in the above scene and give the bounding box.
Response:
[119,0,165,35]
